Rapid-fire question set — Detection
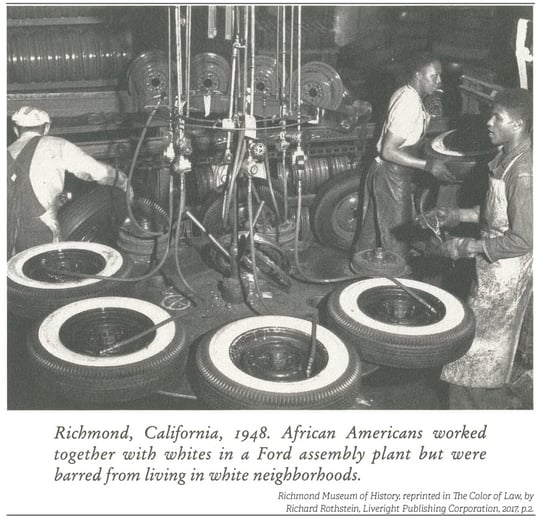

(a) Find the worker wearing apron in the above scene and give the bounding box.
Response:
[353,53,457,266]
[7,106,131,258]
[419,88,533,409]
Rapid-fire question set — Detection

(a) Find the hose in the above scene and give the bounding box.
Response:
[292,178,361,285]
[123,97,167,238]
[222,130,246,227]
[263,149,282,225]
[246,174,273,313]
[173,169,199,302]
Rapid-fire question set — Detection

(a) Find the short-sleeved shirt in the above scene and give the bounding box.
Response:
[376,84,430,153]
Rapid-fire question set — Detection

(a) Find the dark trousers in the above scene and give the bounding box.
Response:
[353,159,416,262]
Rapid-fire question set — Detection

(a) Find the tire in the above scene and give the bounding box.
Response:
[327,278,475,368]
[311,170,362,251]
[7,242,134,319]
[199,179,285,237]
[190,315,361,409]
[116,197,170,257]
[26,296,188,403]
[206,232,292,290]
[59,185,128,246]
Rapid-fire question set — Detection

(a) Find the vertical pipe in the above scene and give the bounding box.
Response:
[167,7,172,110]
[185,6,192,116]
[297,6,302,133]
[281,6,287,108]
[276,7,280,103]
[242,5,249,115]
[289,6,294,111]
[175,6,183,107]
[249,6,256,117]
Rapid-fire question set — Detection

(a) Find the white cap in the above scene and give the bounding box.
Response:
[12,106,51,127]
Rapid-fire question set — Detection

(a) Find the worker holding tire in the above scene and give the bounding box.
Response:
[7,106,132,257]
[353,52,456,270]
[418,88,533,409]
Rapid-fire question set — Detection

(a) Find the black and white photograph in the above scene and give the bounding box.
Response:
[3,2,536,519]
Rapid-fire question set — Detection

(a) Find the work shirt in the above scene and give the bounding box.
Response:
[376,84,430,153]
[8,131,124,232]
[482,137,533,262]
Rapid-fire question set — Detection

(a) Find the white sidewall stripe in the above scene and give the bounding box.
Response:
[208,315,350,393]
[38,297,175,367]
[8,242,124,290]
[338,278,465,336]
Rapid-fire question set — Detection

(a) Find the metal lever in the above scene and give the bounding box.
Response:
[385,277,438,315]
[185,210,230,259]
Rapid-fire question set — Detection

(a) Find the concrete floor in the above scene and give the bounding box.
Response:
[8,239,453,410]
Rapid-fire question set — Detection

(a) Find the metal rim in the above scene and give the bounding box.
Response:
[338,278,466,336]
[21,249,106,284]
[230,327,328,382]
[191,52,232,93]
[207,315,351,393]
[254,55,278,96]
[358,286,445,326]
[59,307,156,357]
[293,61,345,110]
[330,191,359,242]
[38,296,175,367]
[8,242,124,290]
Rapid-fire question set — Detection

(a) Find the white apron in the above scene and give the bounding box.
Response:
[441,154,533,388]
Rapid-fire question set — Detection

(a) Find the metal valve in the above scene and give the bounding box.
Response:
[172,155,192,174]
[249,141,266,161]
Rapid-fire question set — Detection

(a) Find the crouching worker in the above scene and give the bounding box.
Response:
[417,88,532,409]
[7,106,131,257]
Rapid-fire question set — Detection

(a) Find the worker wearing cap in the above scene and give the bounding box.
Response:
[7,106,131,257]
[353,53,457,268]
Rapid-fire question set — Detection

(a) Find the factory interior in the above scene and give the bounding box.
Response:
[6,5,533,410]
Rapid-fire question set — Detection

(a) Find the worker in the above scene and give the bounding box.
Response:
[7,106,131,257]
[418,88,533,409]
[353,52,457,269]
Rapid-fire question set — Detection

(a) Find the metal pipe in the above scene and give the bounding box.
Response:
[281,6,287,110]
[185,6,192,116]
[175,6,183,105]
[276,7,280,103]
[289,6,294,109]
[249,6,256,118]
[167,7,173,112]
[385,277,438,315]
[185,210,231,259]
[297,6,302,133]
[242,5,249,115]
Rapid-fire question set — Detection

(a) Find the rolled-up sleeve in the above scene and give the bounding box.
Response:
[61,140,118,185]
[483,172,533,261]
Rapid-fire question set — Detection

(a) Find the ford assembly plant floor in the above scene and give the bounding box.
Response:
[7,240,451,411]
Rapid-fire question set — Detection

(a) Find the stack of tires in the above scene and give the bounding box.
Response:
[115,197,170,266]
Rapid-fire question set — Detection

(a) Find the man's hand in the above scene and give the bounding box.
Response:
[425,159,458,183]
[114,170,134,200]
[416,207,461,229]
[439,237,483,260]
